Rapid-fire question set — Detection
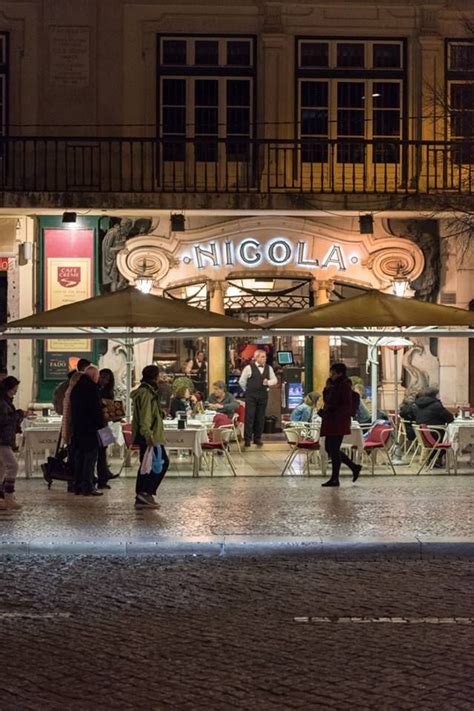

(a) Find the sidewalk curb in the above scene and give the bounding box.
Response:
[1,537,474,559]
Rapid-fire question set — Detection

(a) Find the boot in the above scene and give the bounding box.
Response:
[0,498,8,511]
[321,479,340,487]
[4,493,22,510]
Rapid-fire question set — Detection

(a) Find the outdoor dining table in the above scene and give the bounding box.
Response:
[446,419,474,467]
[163,422,209,477]
[22,416,62,477]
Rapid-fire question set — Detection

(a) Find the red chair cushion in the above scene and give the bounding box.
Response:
[202,442,224,450]
[297,440,320,450]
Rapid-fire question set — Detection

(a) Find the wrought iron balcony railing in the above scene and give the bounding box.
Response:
[0,136,472,195]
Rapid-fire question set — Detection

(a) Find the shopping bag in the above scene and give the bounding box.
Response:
[152,445,163,475]
[97,425,116,447]
[140,445,154,475]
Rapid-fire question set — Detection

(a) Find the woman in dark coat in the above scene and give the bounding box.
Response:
[320,362,362,487]
[97,368,118,487]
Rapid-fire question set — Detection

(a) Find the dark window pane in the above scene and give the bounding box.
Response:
[227,41,251,66]
[162,79,186,105]
[163,139,185,162]
[337,110,364,136]
[195,139,217,161]
[195,107,218,134]
[195,79,218,106]
[449,43,474,71]
[373,110,400,136]
[227,140,250,161]
[301,109,328,135]
[337,43,365,68]
[338,82,365,108]
[373,141,400,163]
[450,83,474,111]
[162,40,187,65]
[195,40,219,65]
[300,42,329,67]
[337,142,364,163]
[227,107,250,134]
[373,43,401,68]
[452,111,474,138]
[163,107,185,133]
[373,83,400,108]
[301,81,328,107]
[227,80,250,106]
[302,142,329,163]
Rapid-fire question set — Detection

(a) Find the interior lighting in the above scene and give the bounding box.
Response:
[135,276,154,294]
[392,264,410,297]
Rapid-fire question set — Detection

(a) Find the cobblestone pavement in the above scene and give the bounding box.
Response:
[0,555,473,709]
[1,476,473,554]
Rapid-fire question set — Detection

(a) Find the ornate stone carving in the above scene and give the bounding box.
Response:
[116,236,171,290]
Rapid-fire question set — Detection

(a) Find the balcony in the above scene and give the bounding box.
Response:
[0,136,472,211]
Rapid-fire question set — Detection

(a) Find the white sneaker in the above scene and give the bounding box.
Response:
[4,494,22,510]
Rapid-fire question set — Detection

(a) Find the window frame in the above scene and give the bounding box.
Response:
[295,36,407,166]
[445,38,474,164]
[157,33,257,163]
[0,32,9,138]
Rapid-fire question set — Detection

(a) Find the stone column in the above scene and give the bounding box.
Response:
[208,281,226,387]
[312,280,332,397]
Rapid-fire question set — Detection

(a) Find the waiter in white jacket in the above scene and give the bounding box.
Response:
[238,349,277,447]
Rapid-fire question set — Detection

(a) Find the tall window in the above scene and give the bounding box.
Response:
[0,33,8,138]
[157,35,255,162]
[296,38,406,164]
[447,40,474,164]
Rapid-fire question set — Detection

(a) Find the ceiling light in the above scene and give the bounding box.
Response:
[135,276,154,294]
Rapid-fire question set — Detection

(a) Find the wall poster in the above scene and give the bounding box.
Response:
[43,229,94,380]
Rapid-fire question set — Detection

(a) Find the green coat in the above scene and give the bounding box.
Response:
[131,382,165,445]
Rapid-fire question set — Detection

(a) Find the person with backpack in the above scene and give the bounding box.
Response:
[131,365,170,510]
[0,376,23,510]
[319,362,362,487]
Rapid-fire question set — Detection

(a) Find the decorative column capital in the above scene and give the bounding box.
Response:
[207,279,227,297]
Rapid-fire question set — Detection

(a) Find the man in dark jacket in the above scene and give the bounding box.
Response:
[320,362,362,487]
[70,365,104,496]
[413,387,454,431]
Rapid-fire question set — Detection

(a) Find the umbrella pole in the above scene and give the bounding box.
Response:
[125,338,134,422]
[369,341,378,422]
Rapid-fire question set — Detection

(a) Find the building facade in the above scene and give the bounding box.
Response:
[0,0,472,414]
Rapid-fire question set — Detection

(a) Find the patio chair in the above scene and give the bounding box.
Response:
[281,426,320,477]
[202,425,237,477]
[413,424,455,475]
[363,423,397,476]
[231,412,242,453]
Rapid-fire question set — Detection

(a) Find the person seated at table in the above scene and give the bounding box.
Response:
[190,391,205,416]
[399,392,418,441]
[206,381,239,419]
[413,387,454,466]
[351,383,371,425]
[290,391,320,423]
[169,386,192,419]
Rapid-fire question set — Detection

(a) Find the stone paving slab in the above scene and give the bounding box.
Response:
[0,476,473,558]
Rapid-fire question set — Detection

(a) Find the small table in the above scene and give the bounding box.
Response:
[22,417,62,477]
[447,420,474,467]
[163,424,208,477]
[319,425,365,477]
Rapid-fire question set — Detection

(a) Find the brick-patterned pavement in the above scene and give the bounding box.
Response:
[0,555,473,709]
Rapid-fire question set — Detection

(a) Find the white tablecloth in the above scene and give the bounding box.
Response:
[163,425,208,476]
[320,426,365,476]
[447,421,474,463]
[22,420,62,477]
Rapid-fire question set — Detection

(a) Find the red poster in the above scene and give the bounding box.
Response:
[43,229,95,377]
[0,257,9,271]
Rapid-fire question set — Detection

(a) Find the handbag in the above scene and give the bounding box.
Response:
[41,435,74,488]
[97,425,116,447]
[102,399,125,423]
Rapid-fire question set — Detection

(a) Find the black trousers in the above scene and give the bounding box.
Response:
[97,446,111,486]
[244,393,268,445]
[135,439,169,497]
[324,435,357,481]
[73,442,99,494]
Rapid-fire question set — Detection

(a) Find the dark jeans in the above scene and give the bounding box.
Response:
[325,435,357,482]
[244,393,268,445]
[74,442,99,494]
[135,439,169,497]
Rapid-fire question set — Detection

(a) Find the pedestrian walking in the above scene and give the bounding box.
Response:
[131,365,170,510]
[238,350,277,447]
[320,362,362,487]
[70,365,104,496]
[0,376,23,510]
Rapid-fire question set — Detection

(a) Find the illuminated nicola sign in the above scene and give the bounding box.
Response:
[181,238,351,271]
